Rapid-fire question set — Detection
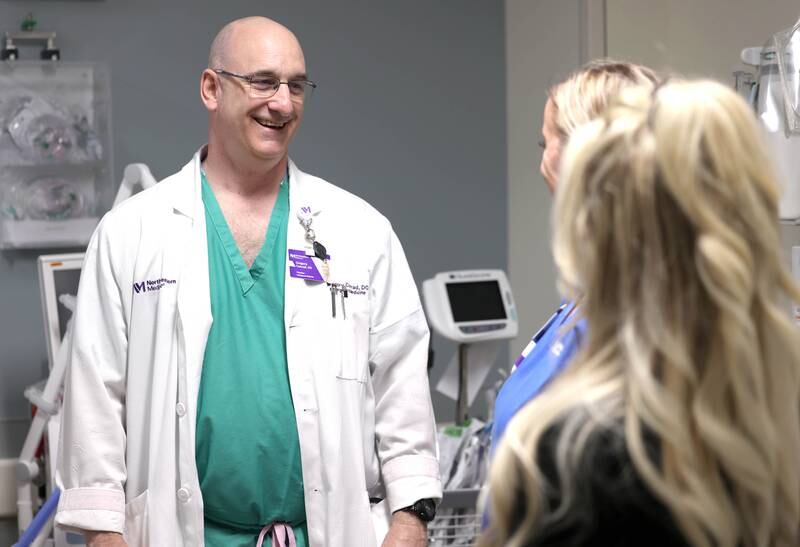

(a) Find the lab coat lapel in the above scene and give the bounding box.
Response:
[175,150,212,407]
[285,159,322,327]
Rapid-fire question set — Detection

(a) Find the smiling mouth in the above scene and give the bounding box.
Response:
[253,117,288,130]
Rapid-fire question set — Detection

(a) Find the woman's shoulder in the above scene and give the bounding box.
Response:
[529,411,690,547]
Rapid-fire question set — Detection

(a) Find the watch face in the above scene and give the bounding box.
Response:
[415,498,437,522]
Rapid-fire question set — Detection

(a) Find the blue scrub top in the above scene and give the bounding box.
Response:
[490,301,586,452]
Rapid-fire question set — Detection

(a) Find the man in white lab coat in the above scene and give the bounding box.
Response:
[55,16,441,547]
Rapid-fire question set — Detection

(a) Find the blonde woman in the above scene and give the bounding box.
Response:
[491,60,658,451]
[483,80,800,547]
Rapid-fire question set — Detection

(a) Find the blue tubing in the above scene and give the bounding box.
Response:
[13,487,61,547]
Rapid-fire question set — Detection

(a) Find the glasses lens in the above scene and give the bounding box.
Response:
[246,76,315,102]
[248,76,280,98]
[286,81,315,102]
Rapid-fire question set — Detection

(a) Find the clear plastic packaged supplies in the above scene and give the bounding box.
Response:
[0,62,112,249]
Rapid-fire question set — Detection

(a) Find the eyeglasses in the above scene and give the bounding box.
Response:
[212,69,317,101]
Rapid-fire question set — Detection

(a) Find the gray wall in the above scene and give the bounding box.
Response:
[506,0,584,359]
[606,0,800,266]
[0,0,507,463]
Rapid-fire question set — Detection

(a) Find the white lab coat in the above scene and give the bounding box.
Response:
[55,149,442,546]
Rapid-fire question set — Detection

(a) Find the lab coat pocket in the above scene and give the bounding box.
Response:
[123,489,149,547]
[335,317,368,383]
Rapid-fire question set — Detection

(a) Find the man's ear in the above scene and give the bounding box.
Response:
[200,69,221,112]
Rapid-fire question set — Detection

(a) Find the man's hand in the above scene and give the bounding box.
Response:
[381,510,428,547]
[84,531,127,547]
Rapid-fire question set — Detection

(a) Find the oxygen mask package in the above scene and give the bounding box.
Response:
[5,177,88,221]
[0,62,112,248]
[2,95,101,163]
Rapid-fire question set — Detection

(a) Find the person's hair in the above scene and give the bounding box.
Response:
[483,80,800,547]
[549,59,659,139]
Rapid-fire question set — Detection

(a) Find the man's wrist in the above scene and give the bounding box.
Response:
[391,508,428,529]
[84,531,124,547]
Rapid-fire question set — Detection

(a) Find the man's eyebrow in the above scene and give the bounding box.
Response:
[249,69,308,80]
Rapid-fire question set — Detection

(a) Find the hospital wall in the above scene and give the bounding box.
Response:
[507,0,800,363]
[506,0,595,361]
[0,0,507,466]
[605,0,800,273]
[607,0,799,83]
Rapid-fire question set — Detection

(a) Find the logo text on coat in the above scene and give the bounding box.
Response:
[133,278,176,294]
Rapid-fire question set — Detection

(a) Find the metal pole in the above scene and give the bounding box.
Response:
[456,343,469,424]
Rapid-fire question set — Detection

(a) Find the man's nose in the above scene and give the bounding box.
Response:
[268,83,294,113]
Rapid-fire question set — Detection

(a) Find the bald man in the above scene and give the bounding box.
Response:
[55,17,441,547]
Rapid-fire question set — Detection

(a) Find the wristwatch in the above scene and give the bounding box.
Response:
[397,498,437,523]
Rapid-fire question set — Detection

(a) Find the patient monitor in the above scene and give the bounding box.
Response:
[422,270,518,424]
[422,269,518,343]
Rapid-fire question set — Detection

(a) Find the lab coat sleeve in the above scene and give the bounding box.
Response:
[55,214,129,533]
[369,224,443,513]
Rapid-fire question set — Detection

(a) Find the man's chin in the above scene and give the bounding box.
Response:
[248,142,288,162]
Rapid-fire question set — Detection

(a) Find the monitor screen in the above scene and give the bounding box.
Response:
[446,280,507,322]
[39,253,85,371]
[52,267,82,340]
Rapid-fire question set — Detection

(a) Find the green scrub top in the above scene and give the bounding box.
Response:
[195,171,308,547]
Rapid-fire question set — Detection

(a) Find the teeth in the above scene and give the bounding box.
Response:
[255,118,286,128]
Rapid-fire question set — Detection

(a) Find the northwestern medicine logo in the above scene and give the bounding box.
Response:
[133,278,176,294]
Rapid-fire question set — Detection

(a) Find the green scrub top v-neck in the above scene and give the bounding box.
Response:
[195,171,308,547]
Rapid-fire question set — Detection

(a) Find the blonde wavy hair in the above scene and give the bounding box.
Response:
[549,59,659,138]
[483,80,800,547]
